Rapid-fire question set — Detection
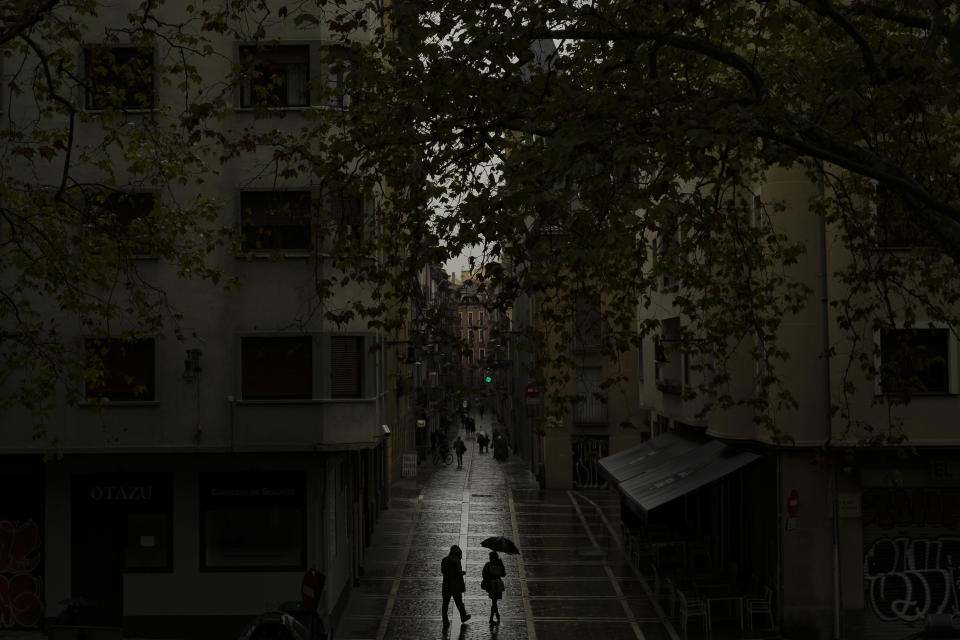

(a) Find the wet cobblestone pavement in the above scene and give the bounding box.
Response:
[335,413,786,640]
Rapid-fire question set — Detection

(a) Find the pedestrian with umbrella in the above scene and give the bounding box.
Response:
[480,536,520,624]
[481,551,506,624]
[481,535,520,555]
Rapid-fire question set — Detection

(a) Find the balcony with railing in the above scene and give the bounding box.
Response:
[574,395,608,425]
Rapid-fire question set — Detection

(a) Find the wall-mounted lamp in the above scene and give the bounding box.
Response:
[183,349,202,382]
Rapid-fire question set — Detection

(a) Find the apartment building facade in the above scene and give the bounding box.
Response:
[0,4,396,638]
[602,164,960,639]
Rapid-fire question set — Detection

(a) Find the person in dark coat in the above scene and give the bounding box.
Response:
[440,545,471,626]
[481,551,506,624]
[493,433,508,461]
[453,436,467,469]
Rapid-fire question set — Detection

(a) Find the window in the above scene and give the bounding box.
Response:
[479,348,485,361]
[240,190,313,253]
[479,311,484,324]
[241,336,312,399]
[239,44,309,108]
[200,472,306,570]
[323,46,354,108]
[329,191,364,246]
[86,191,157,256]
[468,330,474,345]
[85,338,156,401]
[85,45,154,110]
[574,296,603,351]
[468,312,473,326]
[479,329,484,344]
[72,473,173,573]
[575,366,606,424]
[330,336,363,398]
[879,328,956,396]
[752,192,765,228]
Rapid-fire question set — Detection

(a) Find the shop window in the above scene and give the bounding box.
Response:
[879,328,956,396]
[239,44,309,108]
[240,190,313,253]
[241,336,312,399]
[85,338,156,401]
[331,335,363,398]
[72,473,173,573]
[200,472,306,570]
[572,435,609,489]
[85,45,154,110]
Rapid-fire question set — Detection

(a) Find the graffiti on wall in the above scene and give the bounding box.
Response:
[572,436,608,489]
[0,519,43,628]
[864,536,960,622]
[862,488,960,636]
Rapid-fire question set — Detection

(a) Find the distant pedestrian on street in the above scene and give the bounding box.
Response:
[453,436,467,469]
[481,551,506,624]
[477,430,489,453]
[493,432,508,461]
[440,545,471,626]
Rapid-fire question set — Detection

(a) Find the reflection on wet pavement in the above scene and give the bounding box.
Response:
[335,412,783,640]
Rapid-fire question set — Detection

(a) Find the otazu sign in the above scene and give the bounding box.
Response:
[89,484,155,501]
[73,473,171,510]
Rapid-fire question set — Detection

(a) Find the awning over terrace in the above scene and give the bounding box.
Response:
[598,430,760,514]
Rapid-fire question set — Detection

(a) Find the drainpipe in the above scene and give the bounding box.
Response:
[816,162,842,639]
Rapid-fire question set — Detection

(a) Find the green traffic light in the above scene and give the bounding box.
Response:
[485,375,492,383]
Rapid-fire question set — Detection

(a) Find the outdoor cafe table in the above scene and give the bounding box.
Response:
[698,585,744,630]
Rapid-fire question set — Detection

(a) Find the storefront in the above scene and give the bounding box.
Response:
[0,457,44,631]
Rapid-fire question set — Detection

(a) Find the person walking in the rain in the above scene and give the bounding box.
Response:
[440,545,471,626]
[481,550,506,624]
[453,435,467,469]
[493,431,508,461]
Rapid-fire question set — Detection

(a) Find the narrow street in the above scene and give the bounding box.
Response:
[336,411,782,640]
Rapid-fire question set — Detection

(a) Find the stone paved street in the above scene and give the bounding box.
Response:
[335,412,787,640]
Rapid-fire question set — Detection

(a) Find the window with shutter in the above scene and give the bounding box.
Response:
[331,336,363,398]
[241,336,312,399]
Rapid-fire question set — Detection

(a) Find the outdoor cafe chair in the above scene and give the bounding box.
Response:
[664,575,677,618]
[745,585,775,630]
[677,588,711,633]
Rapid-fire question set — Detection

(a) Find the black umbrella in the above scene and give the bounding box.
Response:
[481,535,520,555]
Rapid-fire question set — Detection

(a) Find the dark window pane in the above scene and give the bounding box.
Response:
[88,191,157,255]
[85,338,155,401]
[881,328,950,395]
[85,46,154,110]
[241,336,312,399]
[200,472,306,570]
[240,191,312,252]
[239,45,309,107]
